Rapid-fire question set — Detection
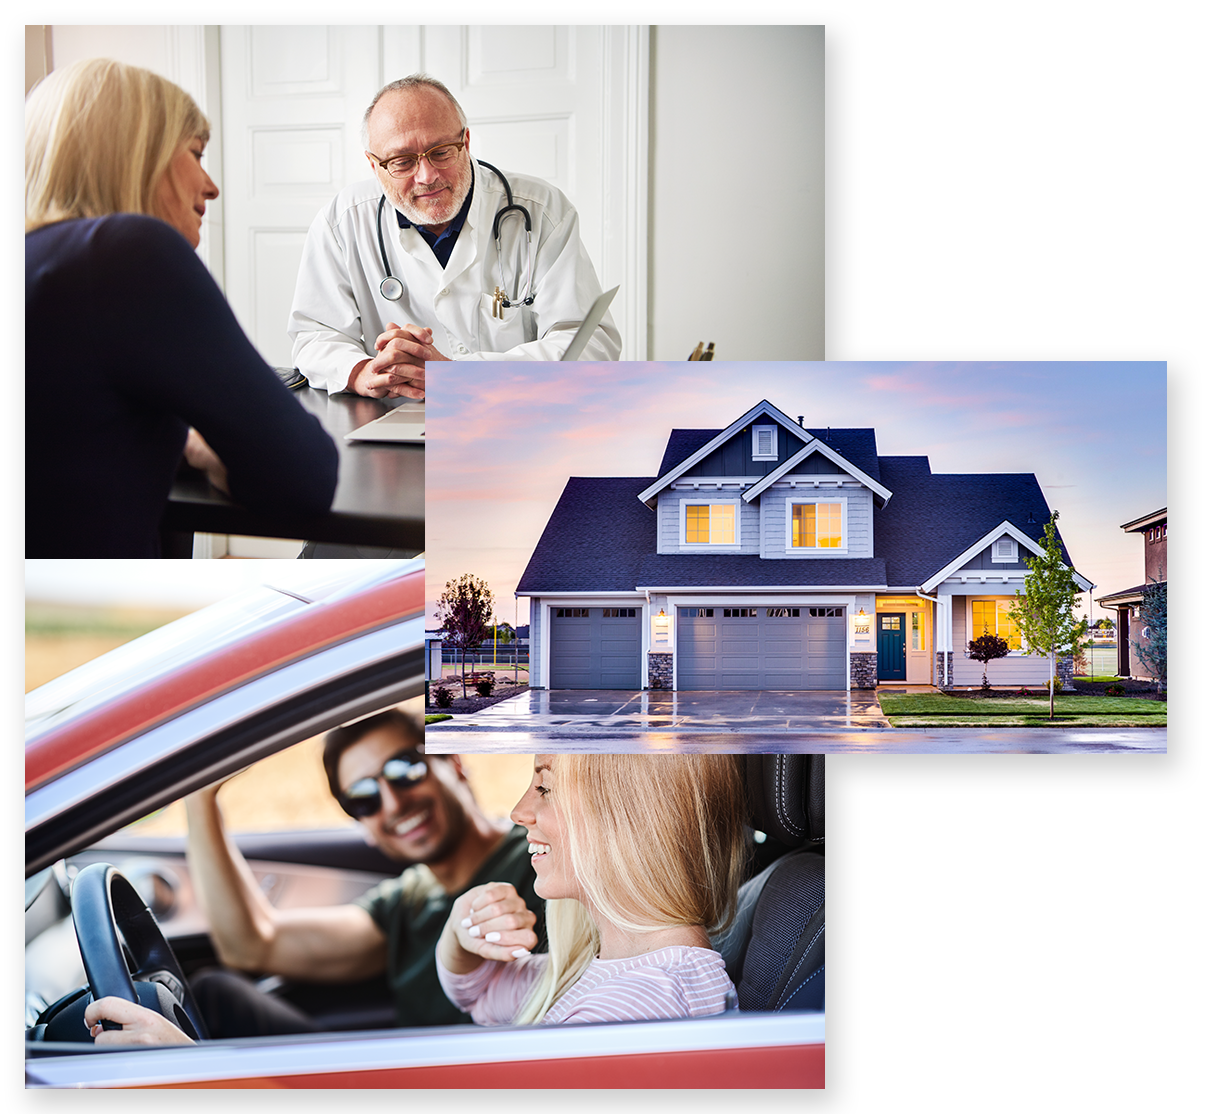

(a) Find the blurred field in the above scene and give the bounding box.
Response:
[26,615,533,837]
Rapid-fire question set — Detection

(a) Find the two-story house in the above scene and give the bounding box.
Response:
[516,400,1094,692]
[1097,508,1167,679]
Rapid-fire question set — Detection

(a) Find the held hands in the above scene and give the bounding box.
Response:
[438,882,538,976]
[83,997,195,1047]
[348,321,450,399]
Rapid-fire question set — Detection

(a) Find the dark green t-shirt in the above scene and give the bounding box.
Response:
[354,825,544,1027]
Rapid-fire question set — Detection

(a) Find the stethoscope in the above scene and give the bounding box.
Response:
[376,159,535,308]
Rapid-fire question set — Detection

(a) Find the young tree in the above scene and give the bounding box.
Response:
[966,633,1009,691]
[1006,511,1089,718]
[1134,579,1167,693]
[435,574,494,699]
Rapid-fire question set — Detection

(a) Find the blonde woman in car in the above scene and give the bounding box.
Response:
[435,754,747,1025]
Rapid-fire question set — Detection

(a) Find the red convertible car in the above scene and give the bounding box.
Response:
[25,560,825,1088]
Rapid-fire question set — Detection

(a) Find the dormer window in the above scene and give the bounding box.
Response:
[752,424,778,461]
[991,536,1019,563]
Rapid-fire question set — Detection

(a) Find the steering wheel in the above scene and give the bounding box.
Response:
[70,862,209,1040]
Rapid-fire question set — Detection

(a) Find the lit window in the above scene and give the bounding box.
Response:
[971,600,1021,650]
[791,502,843,548]
[685,503,736,545]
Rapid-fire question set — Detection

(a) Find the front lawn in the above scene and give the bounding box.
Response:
[878,692,1167,728]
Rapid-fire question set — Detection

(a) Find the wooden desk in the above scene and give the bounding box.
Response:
[159,390,423,557]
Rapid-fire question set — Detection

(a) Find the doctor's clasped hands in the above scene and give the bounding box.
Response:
[347,321,446,399]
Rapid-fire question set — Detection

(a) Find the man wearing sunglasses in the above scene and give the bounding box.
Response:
[288,73,620,401]
[183,709,543,1035]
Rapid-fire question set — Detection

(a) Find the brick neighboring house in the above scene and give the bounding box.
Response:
[516,399,1095,693]
[1097,508,1167,680]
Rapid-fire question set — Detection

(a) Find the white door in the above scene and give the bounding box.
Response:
[218,25,646,367]
[218,27,381,368]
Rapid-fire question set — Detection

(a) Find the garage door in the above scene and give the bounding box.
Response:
[549,607,643,689]
[676,606,847,690]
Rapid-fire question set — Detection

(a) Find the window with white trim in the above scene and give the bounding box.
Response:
[680,499,740,547]
[970,599,1022,651]
[752,424,778,461]
[991,536,1019,563]
[785,497,847,551]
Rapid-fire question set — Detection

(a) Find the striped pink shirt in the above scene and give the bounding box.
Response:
[437,946,734,1026]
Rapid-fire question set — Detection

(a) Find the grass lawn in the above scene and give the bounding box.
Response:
[425,714,453,725]
[878,692,1167,728]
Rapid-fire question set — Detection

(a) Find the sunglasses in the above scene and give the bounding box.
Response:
[340,751,429,818]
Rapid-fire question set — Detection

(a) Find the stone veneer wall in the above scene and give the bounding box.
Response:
[850,652,877,689]
[648,652,673,690]
[936,650,954,690]
[1055,655,1075,691]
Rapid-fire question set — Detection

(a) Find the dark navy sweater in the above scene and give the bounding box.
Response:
[26,215,338,556]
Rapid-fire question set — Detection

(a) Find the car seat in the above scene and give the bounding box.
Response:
[713,755,825,1012]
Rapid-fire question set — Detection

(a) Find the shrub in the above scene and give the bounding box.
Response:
[967,633,1010,691]
[475,677,496,698]
[433,686,454,708]
[1105,684,1125,697]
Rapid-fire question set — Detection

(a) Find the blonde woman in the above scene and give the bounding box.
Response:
[26,59,337,557]
[82,752,744,1044]
[436,754,747,1025]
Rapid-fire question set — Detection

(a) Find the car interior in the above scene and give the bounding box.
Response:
[26,751,825,1049]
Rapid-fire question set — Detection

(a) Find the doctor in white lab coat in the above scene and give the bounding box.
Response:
[289,75,621,397]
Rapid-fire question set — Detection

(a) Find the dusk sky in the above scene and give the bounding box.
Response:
[425,361,1166,627]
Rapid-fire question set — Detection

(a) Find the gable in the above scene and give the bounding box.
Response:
[642,399,885,513]
[678,420,810,478]
[742,434,891,506]
[639,400,811,507]
[959,534,1036,570]
[920,519,1094,591]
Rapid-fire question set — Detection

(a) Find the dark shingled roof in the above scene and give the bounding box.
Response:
[657,430,718,476]
[637,554,888,588]
[518,430,1077,595]
[874,457,1068,586]
[516,478,657,593]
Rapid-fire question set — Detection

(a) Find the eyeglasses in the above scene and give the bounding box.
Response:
[367,133,467,179]
[340,751,429,818]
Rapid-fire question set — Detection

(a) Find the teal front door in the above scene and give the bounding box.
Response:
[878,613,906,681]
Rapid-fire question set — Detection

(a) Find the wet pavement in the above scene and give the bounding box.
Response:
[439,689,891,731]
[424,689,1167,753]
[425,728,1167,753]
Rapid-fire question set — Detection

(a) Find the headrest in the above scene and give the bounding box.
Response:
[742,755,824,848]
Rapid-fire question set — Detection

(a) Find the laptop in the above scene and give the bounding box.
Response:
[344,285,619,443]
[558,283,619,361]
[345,401,425,443]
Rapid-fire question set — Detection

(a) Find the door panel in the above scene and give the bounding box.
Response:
[877,613,906,681]
[677,608,846,690]
[550,608,642,689]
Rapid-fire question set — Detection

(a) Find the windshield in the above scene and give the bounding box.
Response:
[25,560,422,742]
